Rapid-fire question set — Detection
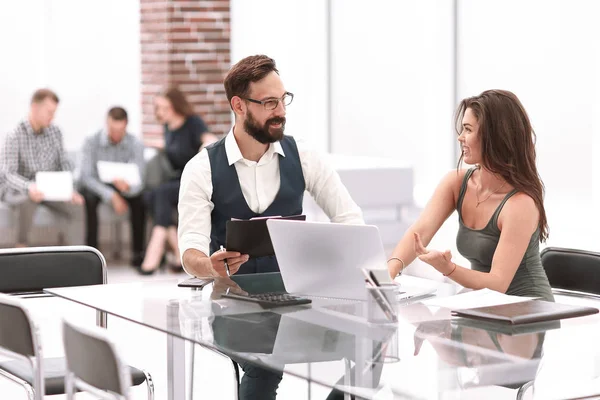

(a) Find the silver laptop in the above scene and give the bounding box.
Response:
[266,220,435,301]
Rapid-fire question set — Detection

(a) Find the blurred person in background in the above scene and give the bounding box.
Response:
[140,87,217,274]
[0,88,84,247]
[79,106,146,267]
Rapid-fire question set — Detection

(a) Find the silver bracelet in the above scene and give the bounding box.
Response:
[387,257,405,276]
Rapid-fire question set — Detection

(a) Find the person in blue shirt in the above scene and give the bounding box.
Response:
[79,107,146,266]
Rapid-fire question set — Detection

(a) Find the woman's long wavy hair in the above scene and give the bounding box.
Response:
[456,89,548,241]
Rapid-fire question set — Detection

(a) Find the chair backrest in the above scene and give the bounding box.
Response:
[540,247,600,295]
[0,246,106,294]
[0,293,44,398]
[62,319,131,398]
[0,293,38,357]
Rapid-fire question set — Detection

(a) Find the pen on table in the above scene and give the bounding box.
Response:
[220,245,231,276]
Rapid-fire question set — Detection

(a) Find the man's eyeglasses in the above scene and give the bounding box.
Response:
[242,92,294,111]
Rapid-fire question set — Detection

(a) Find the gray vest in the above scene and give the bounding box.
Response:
[206,135,305,274]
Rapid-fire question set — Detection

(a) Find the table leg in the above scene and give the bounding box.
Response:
[167,300,187,400]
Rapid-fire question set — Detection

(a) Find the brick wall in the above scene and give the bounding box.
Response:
[140,0,231,142]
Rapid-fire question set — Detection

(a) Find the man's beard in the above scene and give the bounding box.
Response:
[244,110,286,144]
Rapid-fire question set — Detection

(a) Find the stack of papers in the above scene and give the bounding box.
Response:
[422,288,535,310]
[35,171,73,201]
[97,161,141,186]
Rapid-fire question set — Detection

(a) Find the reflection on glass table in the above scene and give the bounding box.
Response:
[45,274,600,399]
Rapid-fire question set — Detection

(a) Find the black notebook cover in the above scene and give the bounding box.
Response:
[225,215,306,258]
[452,317,562,335]
[451,300,598,325]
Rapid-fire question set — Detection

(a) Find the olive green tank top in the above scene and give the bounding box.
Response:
[456,168,554,302]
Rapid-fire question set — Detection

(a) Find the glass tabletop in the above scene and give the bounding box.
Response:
[45,273,600,399]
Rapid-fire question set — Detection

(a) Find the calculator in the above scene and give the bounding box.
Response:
[221,292,312,308]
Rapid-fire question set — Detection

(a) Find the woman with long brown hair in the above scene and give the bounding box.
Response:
[388,89,553,301]
[140,87,217,274]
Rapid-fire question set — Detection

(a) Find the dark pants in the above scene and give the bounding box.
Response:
[81,188,146,257]
[237,360,283,400]
[144,179,179,227]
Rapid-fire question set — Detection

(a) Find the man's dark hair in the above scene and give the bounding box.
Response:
[224,55,279,108]
[107,106,128,121]
[31,88,59,104]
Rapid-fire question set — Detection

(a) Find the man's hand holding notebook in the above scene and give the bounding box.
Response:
[35,171,74,202]
[225,215,306,258]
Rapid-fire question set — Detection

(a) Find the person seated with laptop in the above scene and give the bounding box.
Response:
[178,55,364,400]
[387,90,553,302]
[0,88,84,247]
[178,54,364,277]
[79,106,146,267]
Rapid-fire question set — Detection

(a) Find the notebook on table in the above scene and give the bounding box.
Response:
[451,300,598,325]
[452,316,562,336]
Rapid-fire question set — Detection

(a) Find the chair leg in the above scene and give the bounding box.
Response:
[31,357,44,400]
[231,360,241,400]
[0,371,35,400]
[27,386,35,400]
[65,371,75,400]
[343,358,352,400]
[516,380,534,400]
[113,221,122,260]
[141,369,155,400]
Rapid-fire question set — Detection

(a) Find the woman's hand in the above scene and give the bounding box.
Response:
[414,233,454,275]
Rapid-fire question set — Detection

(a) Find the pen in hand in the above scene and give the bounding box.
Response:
[220,245,231,277]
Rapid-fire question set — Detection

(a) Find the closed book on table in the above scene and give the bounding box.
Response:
[451,300,598,325]
[452,317,562,335]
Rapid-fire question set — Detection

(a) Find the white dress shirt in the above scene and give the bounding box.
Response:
[178,129,364,270]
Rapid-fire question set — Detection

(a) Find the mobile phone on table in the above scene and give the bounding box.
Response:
[178,277,214,289]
